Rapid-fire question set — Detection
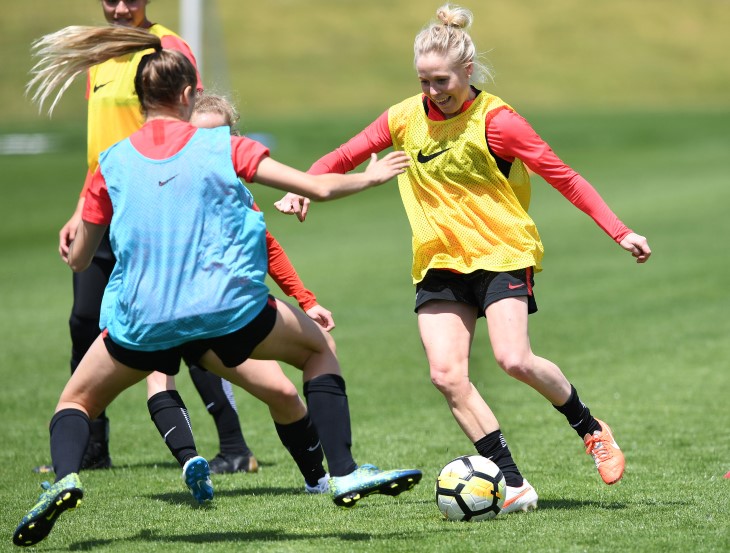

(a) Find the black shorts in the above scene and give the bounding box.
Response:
[103,296,278,375]
[415,268,537,318]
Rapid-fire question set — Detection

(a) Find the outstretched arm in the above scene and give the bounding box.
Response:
[273,110,393,221]
[489,108,653,263]
[253,152,408,200]
[260,208,336,330]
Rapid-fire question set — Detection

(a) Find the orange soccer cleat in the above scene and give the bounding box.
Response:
[584,419,625,485]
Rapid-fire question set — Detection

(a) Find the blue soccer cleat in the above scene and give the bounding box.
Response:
[13,473,83,547]
[329,464,422,508]
[182,456,213,503]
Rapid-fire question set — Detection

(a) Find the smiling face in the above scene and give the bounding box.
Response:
[101,0,150,28]
[416,51,474,118]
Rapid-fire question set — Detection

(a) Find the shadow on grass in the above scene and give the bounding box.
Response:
[117,460,179,470]
[545,497,696,511]
[147,486,302,505]
[144,494,632,511]
[537,498,628,510]
[385,497,632,512]
[124,459,277,470]
[69,527,415,550]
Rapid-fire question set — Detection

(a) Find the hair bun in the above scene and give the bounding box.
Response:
[436,4,471,29]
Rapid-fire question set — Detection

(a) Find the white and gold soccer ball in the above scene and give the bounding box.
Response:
[435,455,506,521]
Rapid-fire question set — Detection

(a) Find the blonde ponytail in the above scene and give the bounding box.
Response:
[27,25,161,115]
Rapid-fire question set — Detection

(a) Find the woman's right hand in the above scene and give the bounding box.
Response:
[274,192,310,222]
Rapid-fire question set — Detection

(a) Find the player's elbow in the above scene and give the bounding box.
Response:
[68,260,89,272]
[67,254,92,272]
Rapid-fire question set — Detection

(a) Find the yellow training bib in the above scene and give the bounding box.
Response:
[388,92,543,283]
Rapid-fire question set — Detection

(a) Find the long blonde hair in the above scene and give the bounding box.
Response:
[27,25,197,116]
[414,4,493,84]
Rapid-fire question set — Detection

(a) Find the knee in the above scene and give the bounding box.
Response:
[429,364,467,397]
[494,352,532,382]
[279,381,302,404]
[265,374,302,406]
[270,383,306,420]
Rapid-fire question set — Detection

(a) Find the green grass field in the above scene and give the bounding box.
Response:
[0,110,728,552]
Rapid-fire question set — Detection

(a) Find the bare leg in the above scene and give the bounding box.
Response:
[249,299,341,381]
[199,352,307,424]
[198,301,338,481]
[418,300,501,441]
[202,298,420,502]
[57,334,149,418]
[485,297,571,405]
[50,335,148,478]
[146,371,176,399]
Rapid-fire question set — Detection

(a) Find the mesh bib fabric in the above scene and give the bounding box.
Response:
[388,92,543,283]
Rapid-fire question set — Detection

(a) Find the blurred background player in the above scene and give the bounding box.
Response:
[277,3,651,513]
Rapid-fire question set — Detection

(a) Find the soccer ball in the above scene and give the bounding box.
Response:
[435,455,506,521]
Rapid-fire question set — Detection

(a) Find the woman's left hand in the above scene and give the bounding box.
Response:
[619,232,652,263]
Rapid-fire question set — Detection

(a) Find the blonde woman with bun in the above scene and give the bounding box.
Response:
[278,3,651,514]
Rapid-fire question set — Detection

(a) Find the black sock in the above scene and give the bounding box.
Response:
[474,430,523,487]
[147,390,198,467]
[87,417,109,447]
[553,384,600,438]
[188,364,251,456]
[275,414,327,486]
[303,374,356,477]
[50,409,90,481]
